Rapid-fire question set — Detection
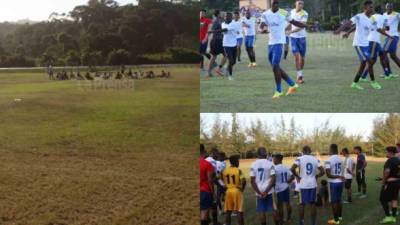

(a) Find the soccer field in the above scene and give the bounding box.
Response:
[0,67,198,225]
[201,33,400,112]
[218,158,390,225]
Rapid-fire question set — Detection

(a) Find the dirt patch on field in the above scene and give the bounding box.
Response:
[0,150,197,225]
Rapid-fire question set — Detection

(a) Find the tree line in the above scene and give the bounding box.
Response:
[0,0,200,67]
[200,113,400,158]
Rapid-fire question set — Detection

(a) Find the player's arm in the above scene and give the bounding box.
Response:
[264,174,276,195]
[290,164,300,180]
[333,20,353,35]
[287,173,295,184]
[317,165,325,178]
[341,25,356,39]
[382,168,390,184]
[289,19,307,29]
[208,28,228,34]
[240,169,246,191]
[285,23,292,31]
[208,169,214,195]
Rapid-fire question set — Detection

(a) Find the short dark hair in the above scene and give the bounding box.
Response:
[375,5,383,14]
[273,154,283,161]
[354,146,362,152]
[201,9,207,13]
[364,0,373,7]
[257,147,267,157]
[330,144,338,154]
[386,146,397,154]
[303,145,311,154]
[234,10,240,15]
[214,9,220,17]
[342,147,349,154]
[229,155,240,165]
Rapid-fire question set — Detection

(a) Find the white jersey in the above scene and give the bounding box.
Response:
[261,9,291,45]
[216,161,226,176]
[250,159,276,195]
[350,13,371,47]
[289,9,308,38]
[384,11,400,37]
[274,164,293,193]
[324,155,343,183]
[242,17,256,36]
[294,155,321,189]
[233,20,244,39]
[222,21,239,47]
[368,14,386,43]
[343,157,354,179]
[205,156,217,169]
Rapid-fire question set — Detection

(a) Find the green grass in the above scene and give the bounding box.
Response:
[219,158,390,225]
[201,32,400,112]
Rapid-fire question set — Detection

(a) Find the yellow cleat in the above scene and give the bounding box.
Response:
[272,91,284,99]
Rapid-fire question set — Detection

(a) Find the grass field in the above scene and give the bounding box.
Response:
[0,67,198,225]
[218,157,390,225]
[201,33,400,112]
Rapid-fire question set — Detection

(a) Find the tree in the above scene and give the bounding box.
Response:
[107,49,131,65]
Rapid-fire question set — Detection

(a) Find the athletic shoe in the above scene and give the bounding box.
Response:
[248,63,253,68]
[228,76,234,81]
[286,84,299,96]
[252,62,257,67]
[379,216,395,224]
[351,82,364,90]
[272,91,284,99]
[343,200,352,204]
[384,75,393,80]
[359,194,367,199]
[327,219,340,224]
[339,217,343,221]
[360,78,369,82]
[391,74,399,78]
[380,74,386,78]
[371,81,382,89]
[296,77,305,84]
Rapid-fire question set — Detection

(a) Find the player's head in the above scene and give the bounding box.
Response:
[234,10,240,20]
[385,146,397,158]
[302,145,312,155]
[213,9,221,19]
[210,147,219,159]
[341,147,349,156]
[271,0,280,12]
[273,154,283,165]
[257,147,267,159]
[330,144,338,155]
[225,12,233,23]
[245,10,251,19]
[200,144,207,157]
[353,146,362,154]
[200,9,206,18]
[219,151,227,161]
[386,3,393,13]
[321,179,327,186]
[374,5,383,14]
[229,155,240,167]
[295,0,304,11]
[363,0,374,15]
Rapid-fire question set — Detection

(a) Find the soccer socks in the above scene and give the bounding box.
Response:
[284,50,289,59]
[285,77,296,87]
[299,219,305,225]
[384,67,391,76]
[297,70,303,78]
[381,201,391,217]
[393,207,397,217]
[277,82,283,93]
[311,217,316,225]
[361,68,368,79]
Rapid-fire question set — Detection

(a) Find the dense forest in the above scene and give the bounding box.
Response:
[0,0,200,67]
[200,114,400,158]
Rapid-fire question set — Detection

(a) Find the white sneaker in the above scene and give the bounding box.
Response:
[228,76,234,81]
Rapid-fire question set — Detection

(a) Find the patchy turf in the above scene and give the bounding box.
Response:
[0,67,198,225]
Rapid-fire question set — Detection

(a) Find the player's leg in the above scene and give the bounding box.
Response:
[380,184,395,223]
[269,45,283,98]
[200,191,213,225]
[225,211,232,225]
[237,38,242,62]
[351,47,368,90]
[284,36,289,60]
[249,36,257,65]
[361,169,367,197]
[387,37,400,68]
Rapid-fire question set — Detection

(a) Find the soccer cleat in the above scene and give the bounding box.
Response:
[339,217,343,221]
[359,78,369,82]
[272,91,284,99]
[248,63,253,68]
[351,82,364,90]
[384,75,393,80]
[359,194,367,199]
[371,81,382,90]
[252,62,257,67]
[296,77,305,84]
[391,74,399,78]
[286,84,299,96]
[228,76,234,81]
[327,219,340,224]
[380,216,395,224]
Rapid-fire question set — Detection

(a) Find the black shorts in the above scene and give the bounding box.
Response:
[380,181,400,202]
[224,47,237,64]
[210,39,225,56]
[345,179,352,189]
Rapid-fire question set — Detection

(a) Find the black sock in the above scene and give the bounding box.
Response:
[348,196,352,202]
[284,50,288,59]
[201,220,209,225]
[261,223,267,225]
[205,53,211,59]
[354,74,362,82]
[334,212,339,221]
[392,207,397,217]
[381,201,391,216]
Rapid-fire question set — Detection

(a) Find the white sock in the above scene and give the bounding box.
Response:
[297,70,303,77]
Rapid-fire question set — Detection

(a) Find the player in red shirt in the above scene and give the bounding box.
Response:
[200,144,215,225]
[200,9,212,70]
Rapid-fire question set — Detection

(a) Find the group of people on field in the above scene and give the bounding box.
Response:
[199,0,400,99]
[200,143,400,225]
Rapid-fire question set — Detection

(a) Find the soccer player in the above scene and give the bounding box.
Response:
[354,146,367,198]
[205,148,220,225]
[260,0,306,99]
[383,3,400,78]
[216,151,227,212]
[334,0,382,90]
[242,10,257,67]
[234,11,244,63]
[273,154,294,224]
[325,144,345,225]
[200,9,212,71]
[222,155,246,225]
[341,148,355,204]
[291,146,325,225]
[250,147,279,225]
[378,146,400,224]
[287,0,308,84]
[208,12,239,81]
[208,10,227,78]
[200,144,215,225]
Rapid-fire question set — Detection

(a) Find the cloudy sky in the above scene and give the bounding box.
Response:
[0,0,136,22]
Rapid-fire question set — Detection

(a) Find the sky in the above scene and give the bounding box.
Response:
[201,113,387,140]
[0,0,137,22]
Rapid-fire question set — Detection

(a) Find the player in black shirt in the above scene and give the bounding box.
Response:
[379,146,400,224]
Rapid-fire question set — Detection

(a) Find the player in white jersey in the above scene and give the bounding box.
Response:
[234,11,244,63]
[273,154,294,224]
[383,3,400,76]
[242,10,257,67]
[341,148,355,204]
[250,147,279,225]
[334,1,382,90]
[259,0,307,100]
[287,0,308,84]
[325,144,345,225]
[291,146,325,225]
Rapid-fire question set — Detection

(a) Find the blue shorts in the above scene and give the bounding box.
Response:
[268,44,283,67]
[291,37,307,57]
[245,35,255,48]
[224,47,237,64]
[383,36,399,53]
[277,188,290,203]
[256,194,276,212]
[329,182,344,203]
[369,41,383,59]
[354,46,371,62]
[200,191,214,210]
[300,188,317,205]
[200,41,208,55]
[237,37,243,46]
